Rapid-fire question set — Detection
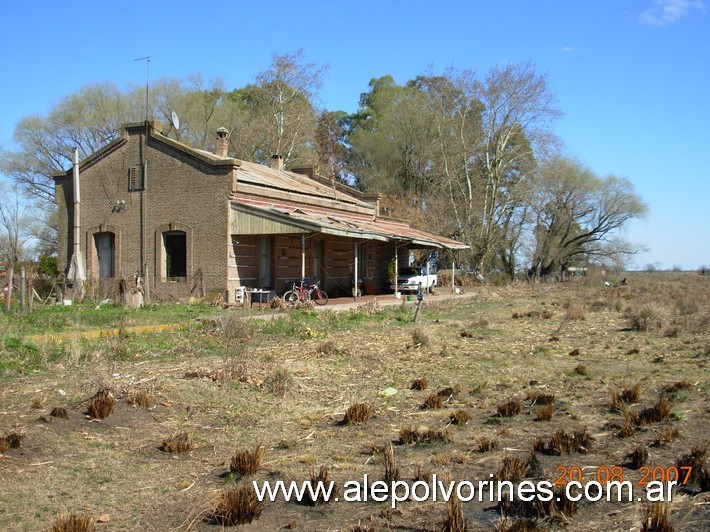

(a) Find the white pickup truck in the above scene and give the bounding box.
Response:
[391,267,437,293]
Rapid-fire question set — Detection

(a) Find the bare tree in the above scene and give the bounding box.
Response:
[475,62,562,273]
[250,50,329,166]
[0,183,34,311]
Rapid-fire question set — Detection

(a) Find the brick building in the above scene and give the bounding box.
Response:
[53,121,466,303]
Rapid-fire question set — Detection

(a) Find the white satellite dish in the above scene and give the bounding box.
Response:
[171,111,180,130]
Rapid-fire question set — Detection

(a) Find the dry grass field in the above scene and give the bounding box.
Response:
[0,272,708,531]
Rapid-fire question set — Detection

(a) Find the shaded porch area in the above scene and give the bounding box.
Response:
[226,199,468,304]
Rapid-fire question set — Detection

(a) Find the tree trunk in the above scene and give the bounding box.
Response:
[4,261,14,312]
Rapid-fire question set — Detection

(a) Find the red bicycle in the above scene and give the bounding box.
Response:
[283,279,329,306]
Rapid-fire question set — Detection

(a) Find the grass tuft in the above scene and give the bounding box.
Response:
[0,431,25,453]
[440,472,467,532]
[676,445,707,488]
[497,398,522,417]
[262,367,293,397]
[50,513,96,532]
[230,445,264,477]
[422,393,444,410]
[628,446,649,469]
[212,484,264,525]
[535,428,593,455]
[526,392,555,405]
[161,431,194,454]
[533,404,554,421]
[342,403,373,425]
[636,396,673,425]
[411,327,430,347]
[298,466,338,506]
[450,410,470,425]
[383,443,400,483]
[641,502,673,532]
[410,378,429,390]
[50,407,68,419]
[87,387,116,419]
[475,436,497,453]
[126,389,152,409]
[399,427,451,445]
[652,426,680,447]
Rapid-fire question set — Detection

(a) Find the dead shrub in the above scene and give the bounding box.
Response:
[50,407,68,419]
[652,426,680,447]
[422,393,443,410]
[50,513,96,532]
[626,302,673,332]
[87,387,115,419]
[262,368,293,397]
[475,436,497,453]
[410,378,429,390]
[628,446,649,469]
[411,328,430,347]
[161,431,194,454]
[127,389,152,409]
[30,397,43,409]
[640,502,673,532]
[212,484,264,525]
[342,403,373,425]
[533,404,554,422]
[383,443,400,484]
[230,445,264,477]
[497,398,522,417]
[450,410,470,425]
[298,466,338,506]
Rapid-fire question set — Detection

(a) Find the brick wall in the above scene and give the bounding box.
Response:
[55,124,233,301]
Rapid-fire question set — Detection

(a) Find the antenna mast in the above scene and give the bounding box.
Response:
[134,55,151,121]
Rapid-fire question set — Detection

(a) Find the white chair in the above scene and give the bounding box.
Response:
[234,287,247,305]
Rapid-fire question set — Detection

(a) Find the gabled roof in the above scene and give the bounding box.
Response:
[52,121,468,250]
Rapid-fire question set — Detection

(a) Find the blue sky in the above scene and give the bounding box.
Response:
[1,1,708,269]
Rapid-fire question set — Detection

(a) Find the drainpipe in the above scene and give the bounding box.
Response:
[353,241,359,302]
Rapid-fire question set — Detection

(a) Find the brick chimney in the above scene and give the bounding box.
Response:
[215,127,229,158]
[270,154,284,171]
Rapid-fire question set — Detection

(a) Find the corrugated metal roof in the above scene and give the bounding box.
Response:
[236,161,369,207]
[231,197,469,250]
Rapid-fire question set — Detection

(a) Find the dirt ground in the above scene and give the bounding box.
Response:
[0,272,708,531]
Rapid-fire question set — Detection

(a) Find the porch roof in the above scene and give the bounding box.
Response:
[231,197,469,250]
